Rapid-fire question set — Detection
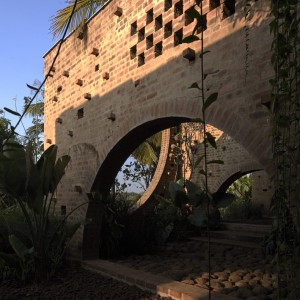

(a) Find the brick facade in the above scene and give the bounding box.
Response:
[44,0,273,259]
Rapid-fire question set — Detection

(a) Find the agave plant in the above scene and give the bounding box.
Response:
[0,141,87,281]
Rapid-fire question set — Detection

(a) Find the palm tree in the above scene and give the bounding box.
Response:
[50,0,107,39]
[23,80,44,159]
[131,132,162,167]
[0,110,10,149]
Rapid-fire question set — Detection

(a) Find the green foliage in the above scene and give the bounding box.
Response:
[0,110,11,150]
[169,180,234,228]
[23,80,44,159]
[50,0,107,39]
[269,0,300,296]
[220,175,265,221]
[0,142,86,281]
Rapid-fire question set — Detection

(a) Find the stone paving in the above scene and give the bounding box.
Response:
[111,239,278,299]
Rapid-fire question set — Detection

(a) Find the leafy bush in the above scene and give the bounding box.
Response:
[169,179,234,229]
[220,175,264,221]
[0,141,87,281]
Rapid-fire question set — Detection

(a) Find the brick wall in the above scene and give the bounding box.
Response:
[44,0,273,258]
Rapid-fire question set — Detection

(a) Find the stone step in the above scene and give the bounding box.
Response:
[221,222,272,233]
[209,229,267,244]
[189,236,262,249]
[82,259,237,300]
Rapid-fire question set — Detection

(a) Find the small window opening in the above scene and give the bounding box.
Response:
[165,0,172,11]
[155,15,163,31]
[138,53,145,67]
[138,27,145,42]
[95,64,99,71]
[77,108,84,119]
[222,0,235,19]
[210,0,221,10]
[174,28,183,46]
[164,21,172,39]
[146,9,154,24]
[196,14,207,34]
[131,21,137,36]
[185,8,194,26]
[155,42,163,57]
[146,35,153,49]
[130,45,137,59]
[174,0,183,18]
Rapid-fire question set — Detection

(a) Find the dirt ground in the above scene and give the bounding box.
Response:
[0,265,172,300]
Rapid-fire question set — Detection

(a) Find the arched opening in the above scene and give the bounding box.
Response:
[83,117,189,259]
[82,118,271,259]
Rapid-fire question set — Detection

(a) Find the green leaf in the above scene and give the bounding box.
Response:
[182,35,200,44]
[4,107,21,117]
[188,207,206,227]
[185,5,201,20]
[203,92,218,112]
[205,132,217,149]
[199,50,211,58]
[26,83,39,91]
[169,181,189,207]
[50,154,71,193]
[189,82,201,89]
[194,155,205,168]
[186,180,205,206]
[198,169,206,176]
[207,159,224,165]
[8,235,30,262]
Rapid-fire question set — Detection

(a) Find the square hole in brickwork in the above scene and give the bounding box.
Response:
[146,34,153,49]
[185,8,194,26]
[130,45,137,59]
[77,108,84,119]
[146,8,154,24]
[155,15,163,31]
[164,21,172,39]
[210,0,220,10]
[95,64,99,71]
[165,0,172,11]
[174,0,183,18]
[174,28,183,46]
[196,14,207,34]
[138,53,145,67]
[138,27,145,42]
[155,42,163,57]
[131,21,137,36]
[223,0,235,19]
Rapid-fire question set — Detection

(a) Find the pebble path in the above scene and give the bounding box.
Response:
[112,240,279,299]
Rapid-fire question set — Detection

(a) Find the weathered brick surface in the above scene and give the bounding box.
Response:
[44,0,273,258]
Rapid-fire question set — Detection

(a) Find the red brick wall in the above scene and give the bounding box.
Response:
[44,0,273,258]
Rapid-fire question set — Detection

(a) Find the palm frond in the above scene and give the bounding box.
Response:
[131,132,162,166]
[24,102,44,118]
[25,124,44,138]
[50,0,106,39]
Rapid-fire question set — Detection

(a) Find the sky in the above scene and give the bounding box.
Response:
[0,0,66,133]
[0,1,144,193]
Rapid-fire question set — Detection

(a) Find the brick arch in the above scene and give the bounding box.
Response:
[213,163,263,196]
[81,102,271,259]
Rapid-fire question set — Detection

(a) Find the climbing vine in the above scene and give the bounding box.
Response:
[182,1,222,297]
[269,0,300,297]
